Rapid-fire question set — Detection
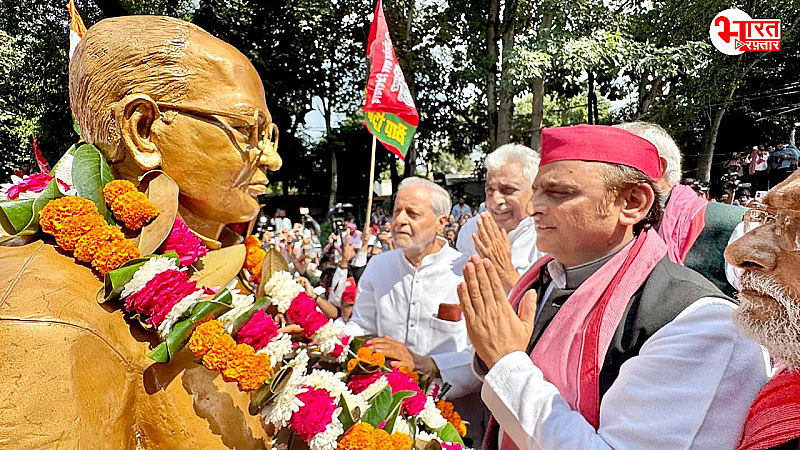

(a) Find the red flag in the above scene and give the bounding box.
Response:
[362,0,419,160]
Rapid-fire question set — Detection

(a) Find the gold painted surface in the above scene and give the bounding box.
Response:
[0,241,269,449]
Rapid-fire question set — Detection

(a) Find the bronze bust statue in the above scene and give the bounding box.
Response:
[0,15,281,449]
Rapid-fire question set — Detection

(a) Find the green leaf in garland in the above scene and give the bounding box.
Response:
[147,288,233,363]
[72,116,82,137]
[383,390,417,434]
[100,252,180,304]
[435,423,465,447]
[0,178,63,236]
[338,394,356,432]
[361,386,393,428]
[229,296,270,339]
[71,144,114,224]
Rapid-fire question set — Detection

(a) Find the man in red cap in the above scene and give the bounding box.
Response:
[459,124,769,450]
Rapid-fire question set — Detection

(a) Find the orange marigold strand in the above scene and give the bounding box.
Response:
[188,320,226,356]
[111,191,160,230]
[91,238,141,275]
[74,223,124,262]
[102,180,137,209]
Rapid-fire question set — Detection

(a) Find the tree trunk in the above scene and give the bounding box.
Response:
[329,148,338,209]
[587,72,596,124]
[636,75,665,119]
[402,0,417,179]
[390,156,400,194]
[496,3,517,147]
[697,82,737,182]
[529,14,553,152]
[486,0,500,151]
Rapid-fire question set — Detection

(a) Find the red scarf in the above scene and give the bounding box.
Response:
[658,184,708,265]
[737,370,800,450]
[489,230,666,450]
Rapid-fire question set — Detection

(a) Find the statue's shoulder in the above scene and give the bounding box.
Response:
[0,238,145,354]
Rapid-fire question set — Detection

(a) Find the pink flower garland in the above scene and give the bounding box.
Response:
[331,335,351,358]
[123,269,198,326]
[386,368,426,415]
[236,310,280,350]
[4,173,69,200]
[347,371,383,394]
[159,217,208,266]
[288,387,337,441]
[286,293,329,338]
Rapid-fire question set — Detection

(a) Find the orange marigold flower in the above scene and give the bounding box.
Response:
[348,347,387,373]
[39,196,98,235]
[244,235,261,249]
[347,358,358,373]
[74,223,124,262]
[188,320,226,356]
[102,180,137,209]
[53,213,106,251]
[398,366,419,384]
[337,422,376,450]
[436,399,467,437]
[224,353,271,391]
[244,236,266,281]
[220,343,256,383]
[202,334,237,371]
[91,238,141,275]
[111,191,160,230]
[386,431,413,450]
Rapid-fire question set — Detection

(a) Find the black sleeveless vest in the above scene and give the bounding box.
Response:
[528,256,729,399]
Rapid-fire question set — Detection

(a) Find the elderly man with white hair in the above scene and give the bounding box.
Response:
[458,143,544,292]
[345,177,479,399]
[615,122,745,296]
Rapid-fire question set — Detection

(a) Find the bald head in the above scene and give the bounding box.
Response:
[69,15,263,161]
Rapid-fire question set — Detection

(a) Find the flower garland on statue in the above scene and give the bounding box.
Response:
[181,270,468,450]
[3,143,469,450]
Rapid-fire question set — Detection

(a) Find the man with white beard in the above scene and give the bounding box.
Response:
[725,169,800,450]
[458,144,544,292]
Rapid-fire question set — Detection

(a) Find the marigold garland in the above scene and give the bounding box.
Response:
[202,333,237,371]
[244,235,266,282]
[92,238,141,275]
[336,422,412,450]
[39,196,98,234]
[223,353,271,391]
[102,180,137,208]
[74,224,124,262]
[53,213,106,251]
[188,320,226,356]
[436,399,467,437]
[38,196,140,274]
[347,346,386,373]
[112,191,160,230]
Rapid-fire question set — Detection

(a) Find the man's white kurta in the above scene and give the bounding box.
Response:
[473,297,770,450]
[457,215,544,273]
[344,242,479,398]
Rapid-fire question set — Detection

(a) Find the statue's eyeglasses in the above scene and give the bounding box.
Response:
[155,102,279,163]
[743,203,800,251]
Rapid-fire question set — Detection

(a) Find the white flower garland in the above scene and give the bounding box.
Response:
[157,289,205,338]
[263,271,303,313]
[258,333,293,368]
[262,350,309,427]
[218,290,255,333]
[311,321,346,355]
[358,375,389,402]
[120,256,180,298]
[417,396,447,430]
[307,412,343,450]
[302,369,349,398]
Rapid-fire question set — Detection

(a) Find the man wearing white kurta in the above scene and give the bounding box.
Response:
[344,177,479,399]
[458,125,770,450]
[457,144,544,290]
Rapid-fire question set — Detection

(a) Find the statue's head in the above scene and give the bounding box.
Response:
[69,16,281,236]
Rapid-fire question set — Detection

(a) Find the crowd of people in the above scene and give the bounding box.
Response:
[711,142,800,205]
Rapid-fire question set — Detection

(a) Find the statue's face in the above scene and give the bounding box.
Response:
[150,36,281,226]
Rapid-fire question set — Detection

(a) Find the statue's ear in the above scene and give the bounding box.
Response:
[114,93,162,170]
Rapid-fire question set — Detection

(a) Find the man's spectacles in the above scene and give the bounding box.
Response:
[156,101,278,163]
[743,203,800,251]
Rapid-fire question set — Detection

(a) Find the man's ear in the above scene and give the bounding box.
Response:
[114,93,162,170]
[659,157,668,178]
[619,183,655,227]
[436,214,447,234]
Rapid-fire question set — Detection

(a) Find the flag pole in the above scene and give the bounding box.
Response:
[365,135,378,235]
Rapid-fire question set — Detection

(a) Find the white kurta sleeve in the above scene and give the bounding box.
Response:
[456,217,478,256]
[480,298,769,450]
[431,348,482,399]
[343,265,378,337]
